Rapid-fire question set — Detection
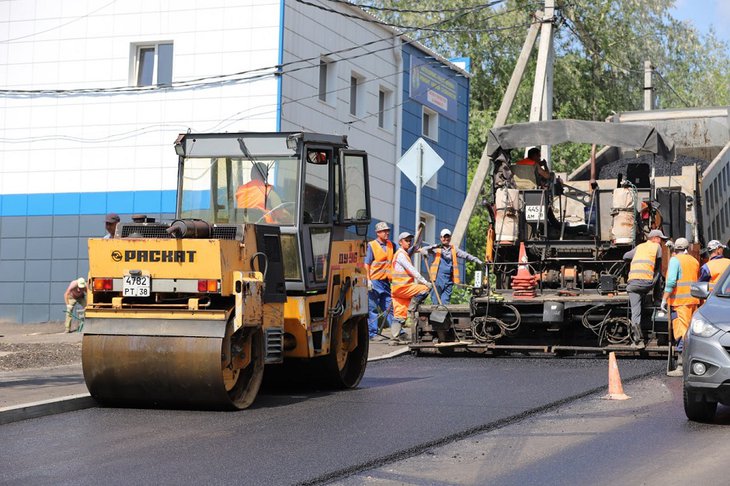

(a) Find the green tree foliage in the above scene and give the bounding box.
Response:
[368,0,729,266]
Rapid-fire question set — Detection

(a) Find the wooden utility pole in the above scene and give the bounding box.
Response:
[644,60,654,111]
[528,0,554,166]
[451,8,548,248]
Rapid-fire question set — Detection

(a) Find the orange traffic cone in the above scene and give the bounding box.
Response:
[603,352,630,400]
[511,242,537,298]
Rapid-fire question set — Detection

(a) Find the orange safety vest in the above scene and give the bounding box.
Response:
[236,180,271,210]
[628,241,659,281]
[368,240,394,281]
[668,253,700,306]
[429,246,460,284]
[707,257,730,291]
[391,248,414,288]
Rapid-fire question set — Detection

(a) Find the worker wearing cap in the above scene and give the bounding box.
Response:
[391,231,432,345]
[661,237,699,375]
[104,213,120,239]
[623,229,667,346]
[699,240,730,292]
[364,221,394,339]
[64,277,87,333]
[420,228,483,304]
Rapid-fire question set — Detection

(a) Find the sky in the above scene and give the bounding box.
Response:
[671,0,730,47]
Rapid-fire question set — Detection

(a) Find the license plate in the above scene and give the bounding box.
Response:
[525,205,545,222]
[123,275,150,297]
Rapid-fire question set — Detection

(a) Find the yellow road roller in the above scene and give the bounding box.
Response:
[83,132,372,409]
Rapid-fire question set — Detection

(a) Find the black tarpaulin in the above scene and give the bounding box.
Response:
[487,119,675,160]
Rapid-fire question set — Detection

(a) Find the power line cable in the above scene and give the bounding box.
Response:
[1,0,118,43]
[1,0,531,96]
[326,0,506,14]
[653,69,692,107]
[299,0,539,34]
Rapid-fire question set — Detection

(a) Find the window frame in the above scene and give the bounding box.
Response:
[378,87,393,130]
[318,56,337,105]
[349,71,364,117]
[132,42,173,87]
[422,106,438,141]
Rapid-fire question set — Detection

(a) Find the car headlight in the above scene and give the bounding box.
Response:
[690,313,720,338]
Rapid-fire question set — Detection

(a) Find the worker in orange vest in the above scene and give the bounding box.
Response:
[236,162,282,222]
[391,231,432,345]
[364,221,394,339]
[623,229,668,347]
[419,228,483,304]
[514,147,550,186]
[661,237,699,376]
[699,240,730,292]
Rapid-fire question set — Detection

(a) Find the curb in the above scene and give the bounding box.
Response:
[368,347,411,362]
[0,393,96,426]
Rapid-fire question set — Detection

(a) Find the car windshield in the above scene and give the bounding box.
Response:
[180,156,299,225]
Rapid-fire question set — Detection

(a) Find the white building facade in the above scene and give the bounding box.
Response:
[0,0,469,322]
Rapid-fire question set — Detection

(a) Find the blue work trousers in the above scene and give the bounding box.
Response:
[431,275,454,305]
[368,279,392,337]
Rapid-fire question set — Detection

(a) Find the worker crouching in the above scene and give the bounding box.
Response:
[391,232,432,346]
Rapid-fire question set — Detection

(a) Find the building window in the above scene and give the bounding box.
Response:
[350,76,358,115]
[318,57,336,104]
[422,106,438,141]
[133,42,173,87]
[349,73,364,117]
[319,60,328,101]
[378,88,393,129]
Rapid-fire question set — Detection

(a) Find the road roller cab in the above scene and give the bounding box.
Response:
[83,132,372,409]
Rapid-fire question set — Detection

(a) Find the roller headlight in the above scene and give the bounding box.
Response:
[690,313,720,338]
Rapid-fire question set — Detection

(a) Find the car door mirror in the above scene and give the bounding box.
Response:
[690,282,710,299]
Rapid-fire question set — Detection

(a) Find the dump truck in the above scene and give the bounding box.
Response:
[412,111,730,356]
[82,132,372,409]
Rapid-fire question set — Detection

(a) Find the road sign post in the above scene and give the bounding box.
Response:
[397,138,444,267]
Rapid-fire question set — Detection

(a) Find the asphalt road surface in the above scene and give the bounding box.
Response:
[339,374,730,486]
[1,355,662,485]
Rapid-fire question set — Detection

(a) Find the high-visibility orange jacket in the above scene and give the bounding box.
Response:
[429,246,460,283]
[236,180,271,210]
[367,240,394,281]
[668,253,700,306]
[707,258,730,291]
[392,248,414,288]
[628,241,660,281]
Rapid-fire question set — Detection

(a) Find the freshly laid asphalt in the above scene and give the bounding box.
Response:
[0,352,663,486]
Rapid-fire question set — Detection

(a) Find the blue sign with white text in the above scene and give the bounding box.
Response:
[409,57,458,120]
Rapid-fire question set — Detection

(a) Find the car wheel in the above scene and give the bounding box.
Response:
[683,387,717,423]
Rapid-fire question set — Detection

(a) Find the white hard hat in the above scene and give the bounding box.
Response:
[674,238,689,250]
[440,228,452,237]
[77,277,86,288]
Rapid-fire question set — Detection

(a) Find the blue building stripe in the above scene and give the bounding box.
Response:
[0,190,177,217]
